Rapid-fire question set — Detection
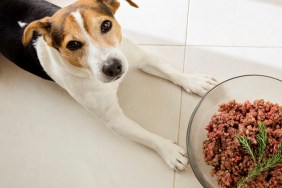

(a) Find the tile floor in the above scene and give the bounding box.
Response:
[1,0,282,187]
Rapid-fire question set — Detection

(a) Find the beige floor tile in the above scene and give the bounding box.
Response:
[175,46,282,188]
[118,45,185,140]
[175,170,203,188]
[185,46,282,81]
[116,0,189,45]
[187,0,282,46]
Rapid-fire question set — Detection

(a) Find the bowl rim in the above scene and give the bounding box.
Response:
[186,74,282,188]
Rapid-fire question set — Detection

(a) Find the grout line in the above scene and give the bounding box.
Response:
[180,0,191,146]
[173,0,191,188]
[184,0,191,46]
[138,44,282,49]
[138,44,185,47]
[187,44,282,48]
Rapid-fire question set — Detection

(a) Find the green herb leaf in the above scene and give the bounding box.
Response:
[236,135,256,162]
[256,122,268,162]
[238,144,282,188]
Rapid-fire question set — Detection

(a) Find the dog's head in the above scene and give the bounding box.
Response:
[22,0,138,83]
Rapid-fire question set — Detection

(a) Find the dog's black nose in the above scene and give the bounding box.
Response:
[102,59,122,77]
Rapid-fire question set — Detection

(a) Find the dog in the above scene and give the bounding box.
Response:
[0,0,217,171]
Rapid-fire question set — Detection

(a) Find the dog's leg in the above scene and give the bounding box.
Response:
[109,113,189,171]
[120,37,217,97]
[83,95,188,171]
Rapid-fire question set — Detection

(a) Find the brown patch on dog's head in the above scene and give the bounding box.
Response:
[22,0,137,68]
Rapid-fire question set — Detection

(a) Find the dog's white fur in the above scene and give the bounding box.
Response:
[34,10,216,171]
[18,21,28,28]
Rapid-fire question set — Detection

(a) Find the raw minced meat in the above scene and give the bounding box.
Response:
[203,99,282,188]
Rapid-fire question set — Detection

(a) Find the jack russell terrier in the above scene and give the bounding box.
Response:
[0,0,217,171]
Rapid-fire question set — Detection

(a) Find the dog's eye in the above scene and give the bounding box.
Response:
[67,41,83,51]
[101,20,112,33]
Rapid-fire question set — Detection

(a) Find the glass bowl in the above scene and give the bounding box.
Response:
[186,75,282,188]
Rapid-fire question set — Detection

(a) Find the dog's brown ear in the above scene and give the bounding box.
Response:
[22,17,53,46]
[104,0,138,14]
[125,0,139,8]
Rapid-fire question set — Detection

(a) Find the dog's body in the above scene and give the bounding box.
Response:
[0,0,58,80]
[0,0,217,171]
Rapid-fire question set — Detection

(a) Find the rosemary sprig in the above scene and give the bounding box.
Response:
[256,122,268,162]
[238,144,282,188]
[236,135,256,162]
[236,123,282,187]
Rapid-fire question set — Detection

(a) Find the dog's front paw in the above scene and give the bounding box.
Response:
[178,74,217,97]
[157,140,189,171]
